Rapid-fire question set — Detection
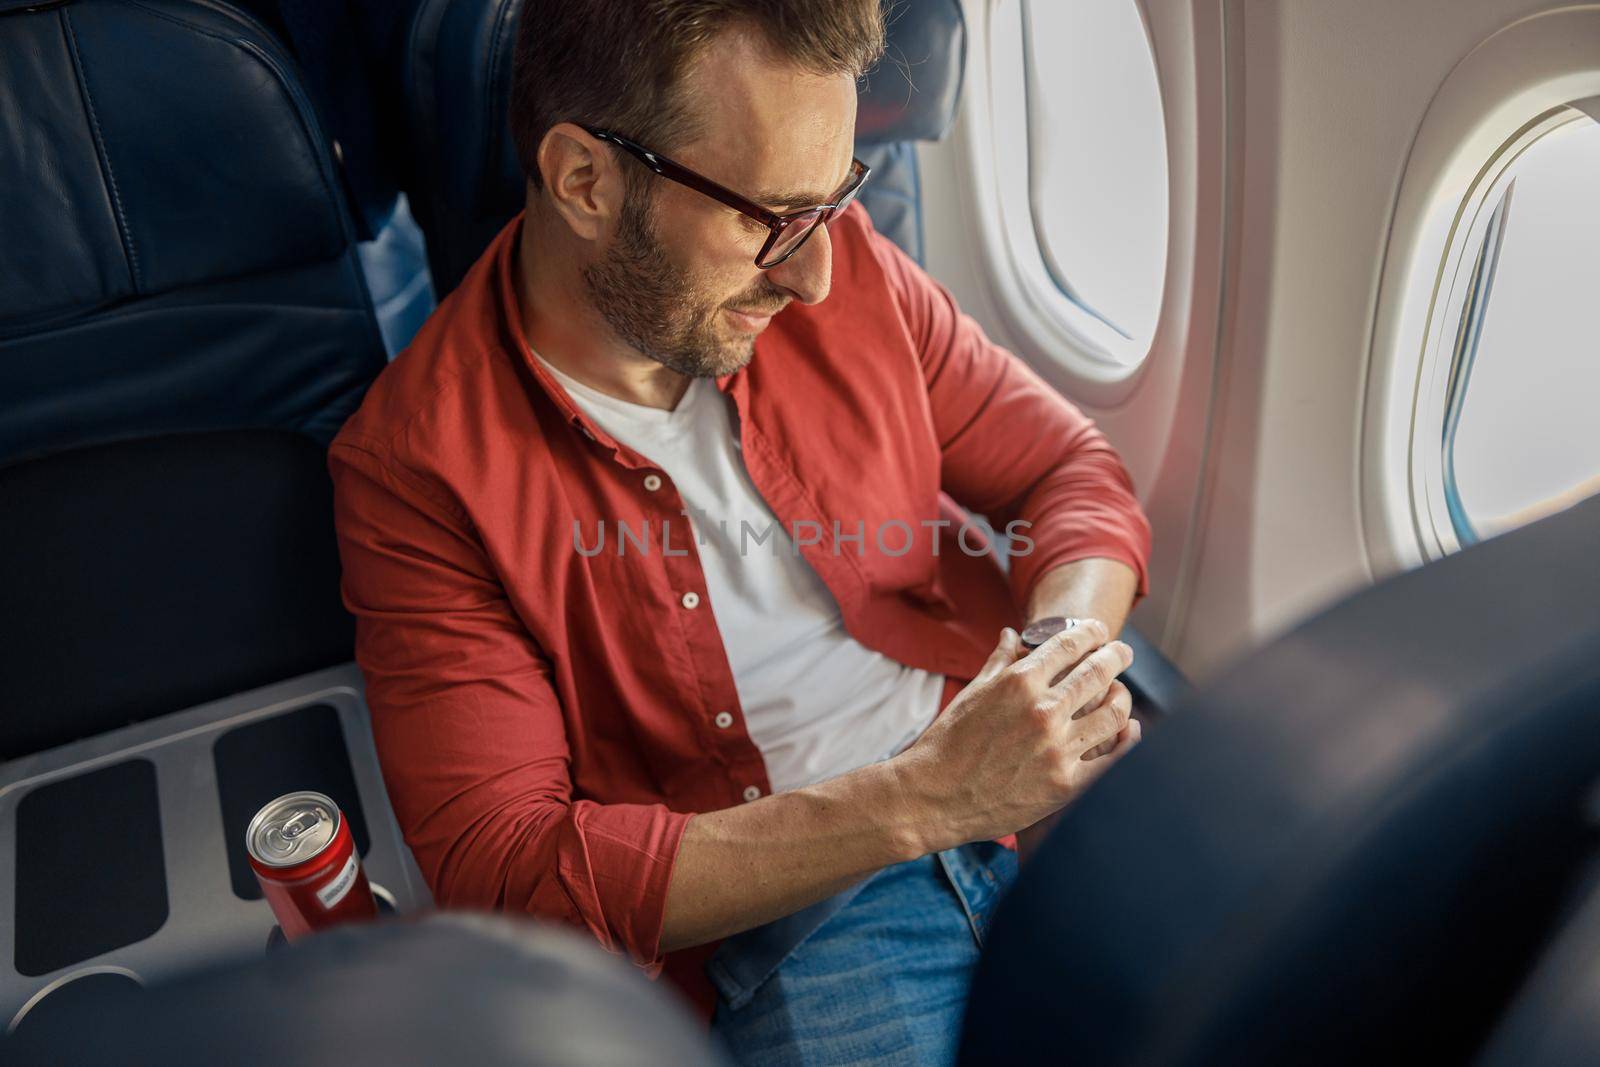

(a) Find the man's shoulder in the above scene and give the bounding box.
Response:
[334,218,532,474]
[329,323,551,537]
[334,304,490,464]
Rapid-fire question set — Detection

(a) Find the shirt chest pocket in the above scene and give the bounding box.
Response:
[786,430,952,609]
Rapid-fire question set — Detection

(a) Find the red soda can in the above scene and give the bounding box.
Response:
[246,790,377,940]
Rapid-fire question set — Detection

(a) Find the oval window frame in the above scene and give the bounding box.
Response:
[1363,7,1600,574]
[976,0,1175,398]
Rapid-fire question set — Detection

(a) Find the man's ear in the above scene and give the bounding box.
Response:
[536,122,623,241]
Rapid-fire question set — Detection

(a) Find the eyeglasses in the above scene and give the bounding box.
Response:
[581,125,871,269]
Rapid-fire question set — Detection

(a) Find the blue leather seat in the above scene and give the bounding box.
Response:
[0,0,387,468]
[401,0,967,295]
[961,495,1600,1064]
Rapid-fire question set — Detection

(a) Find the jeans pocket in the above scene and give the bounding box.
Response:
[935,842,1019,946]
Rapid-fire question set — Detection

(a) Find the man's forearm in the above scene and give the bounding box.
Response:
[1024,557,1139,636]
[659,759,930,953]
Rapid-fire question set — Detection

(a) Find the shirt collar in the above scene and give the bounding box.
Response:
[490,211,747,455]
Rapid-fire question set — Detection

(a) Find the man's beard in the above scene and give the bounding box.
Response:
[582,185,787,379]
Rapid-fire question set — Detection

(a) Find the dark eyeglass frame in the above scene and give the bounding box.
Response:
[581,125,871,269]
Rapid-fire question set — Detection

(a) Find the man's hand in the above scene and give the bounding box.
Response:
[888,621,1139,856]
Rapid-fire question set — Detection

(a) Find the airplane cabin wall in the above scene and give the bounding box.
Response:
[916,0,1578,681]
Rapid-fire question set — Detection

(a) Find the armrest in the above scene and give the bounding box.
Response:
[1120,624,1192,719]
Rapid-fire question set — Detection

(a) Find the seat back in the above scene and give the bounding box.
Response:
[401,0,967,295]
[962,495,1600,1065]
[0,0,387,468]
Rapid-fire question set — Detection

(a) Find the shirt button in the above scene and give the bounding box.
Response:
[714,712,734,729]
[643,473,662,492]
[742,785,762,802]
[681,591,700,609]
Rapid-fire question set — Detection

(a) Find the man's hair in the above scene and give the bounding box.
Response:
[510,0,887,191]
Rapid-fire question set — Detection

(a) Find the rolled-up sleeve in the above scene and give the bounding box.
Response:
[867,226,1152,606]
[327,439,691,972]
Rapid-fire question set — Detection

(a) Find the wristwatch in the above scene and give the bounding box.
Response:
[1019,615,1086,650]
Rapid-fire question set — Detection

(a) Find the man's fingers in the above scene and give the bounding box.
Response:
[1054,643,1133,716]
[1068,681,1132,752]
[1082,686,1120,756]
[1083,737,1118,759]
[1093,712,1142,759]
[1082,718,1143,764]
[1099,717,1142,762]
[1023,618,1108,687]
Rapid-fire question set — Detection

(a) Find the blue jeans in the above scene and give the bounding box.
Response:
[706,842,1019,1066]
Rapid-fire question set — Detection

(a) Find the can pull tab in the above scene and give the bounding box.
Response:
[281,807,324,841]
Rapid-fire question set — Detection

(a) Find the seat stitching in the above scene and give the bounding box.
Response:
[60,8,143,292]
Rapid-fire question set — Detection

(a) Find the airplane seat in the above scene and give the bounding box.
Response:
[1477,855,1600,1065]
[0,0,428,1034]
[221,0,440,356]
[960,494,1600,1064]
[399,0,523,299]
[0,0,388,469]
[400,0,969,297]
[1,913,728,1065]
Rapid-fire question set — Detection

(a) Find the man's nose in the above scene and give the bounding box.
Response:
[766,223,833,306]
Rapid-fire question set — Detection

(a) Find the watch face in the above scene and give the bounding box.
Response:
[1020,615,1082,650]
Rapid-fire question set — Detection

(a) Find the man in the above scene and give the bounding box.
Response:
[329,0,1152,1061]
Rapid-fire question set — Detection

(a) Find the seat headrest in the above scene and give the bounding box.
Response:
[856,0,967,145]
[963,494,1600,1064]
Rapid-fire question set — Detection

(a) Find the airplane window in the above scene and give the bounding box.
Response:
[1444,112,1600,542]
[993,0,1169,364]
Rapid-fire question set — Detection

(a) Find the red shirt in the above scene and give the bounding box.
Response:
[327,205,1150,1015]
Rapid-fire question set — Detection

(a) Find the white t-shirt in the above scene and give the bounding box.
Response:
[534,350,947,793]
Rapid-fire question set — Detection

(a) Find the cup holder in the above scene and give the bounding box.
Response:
[264,880,400,951]
[7,967,143,1039]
